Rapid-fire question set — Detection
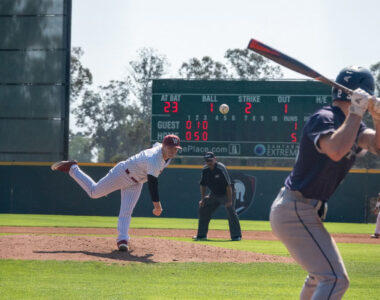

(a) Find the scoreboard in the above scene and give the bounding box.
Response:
[151,80,331,158]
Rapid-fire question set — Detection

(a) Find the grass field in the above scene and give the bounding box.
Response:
[0,214,379,299]
[0,213,375,233]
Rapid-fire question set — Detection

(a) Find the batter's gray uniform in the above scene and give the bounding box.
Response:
[69,143,171,243]
[270,66,378,300]
[270,105,364,300]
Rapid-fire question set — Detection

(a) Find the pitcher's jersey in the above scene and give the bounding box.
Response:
[124,144,171,183]
[285,105,366,201]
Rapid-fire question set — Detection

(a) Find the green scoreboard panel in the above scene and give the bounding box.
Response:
[151,80,331,158]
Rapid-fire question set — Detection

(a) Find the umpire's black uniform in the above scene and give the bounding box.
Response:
[195,152,242,240]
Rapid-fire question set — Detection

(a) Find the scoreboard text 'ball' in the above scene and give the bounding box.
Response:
[219,104,229,114]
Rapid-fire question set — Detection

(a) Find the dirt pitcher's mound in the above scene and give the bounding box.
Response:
[2,226,376,264]
[0,234,293,264]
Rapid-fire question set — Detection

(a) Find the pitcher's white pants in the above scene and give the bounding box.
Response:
[69,163,143,242]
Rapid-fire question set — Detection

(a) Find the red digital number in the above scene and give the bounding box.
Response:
[284,103,288,114]
[186,120,192,130]
[291,133,297,143]
[245,103,252,114]
[163,101,178,113]
[172,101,178,113]
[202,131,208,141]
[202,121,208,130]
[294,122,298,130]
[185,129,208,141]
[210,103,214,112]
[164,101,170,113]
[194,132,200,141]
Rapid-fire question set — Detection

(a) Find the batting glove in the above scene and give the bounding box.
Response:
[349,88,370,117]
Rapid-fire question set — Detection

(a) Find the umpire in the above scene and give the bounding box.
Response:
[193,152,242,241]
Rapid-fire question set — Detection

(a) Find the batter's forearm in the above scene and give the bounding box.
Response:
[320,114,362,161]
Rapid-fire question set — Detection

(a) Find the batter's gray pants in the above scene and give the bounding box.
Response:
[270,187,349,300]
[197,194,242,239]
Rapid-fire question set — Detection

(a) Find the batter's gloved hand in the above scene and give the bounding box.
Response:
[349,88,370,117]
[368,97,380,121]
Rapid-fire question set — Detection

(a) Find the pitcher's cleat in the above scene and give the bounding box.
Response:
[117,240,129,251]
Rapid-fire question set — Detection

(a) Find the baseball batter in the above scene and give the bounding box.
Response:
[371,193,380,238]
[270,66,380,299]
[51,134,181,251]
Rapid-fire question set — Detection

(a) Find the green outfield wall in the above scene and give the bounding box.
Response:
[0,163,378,223]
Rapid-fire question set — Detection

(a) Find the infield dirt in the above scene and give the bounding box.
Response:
[1,227,378,264]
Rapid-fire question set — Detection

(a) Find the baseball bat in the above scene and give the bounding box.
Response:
[247,38,363,97]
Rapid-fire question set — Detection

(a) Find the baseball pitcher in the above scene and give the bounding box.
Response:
[51,134,181,251]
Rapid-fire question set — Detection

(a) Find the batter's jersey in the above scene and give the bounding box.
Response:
[123,144,171,183]
[200,162,231,196]
[285,105,366,202]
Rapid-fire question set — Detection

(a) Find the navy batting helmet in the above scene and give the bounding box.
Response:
[332,66,375,101]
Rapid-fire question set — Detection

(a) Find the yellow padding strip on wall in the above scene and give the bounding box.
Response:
[0,161,377,173]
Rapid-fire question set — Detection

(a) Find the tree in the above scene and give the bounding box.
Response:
[72,48,169,162]
[120,48,170,158]
[128,47,169,117]
[68,132,92,162]
[225,48,283,79]
[178,49,283,80]
[178,56,230,79]
[70,47,93,103]
[69,47,94,160]
[117,118,151,161]
[370,62,380,97]
[73,80,140,162]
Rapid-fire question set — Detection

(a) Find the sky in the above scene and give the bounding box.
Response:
[71,0,380,87]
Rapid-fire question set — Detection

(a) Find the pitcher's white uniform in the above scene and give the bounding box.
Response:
[69,143,170,242]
